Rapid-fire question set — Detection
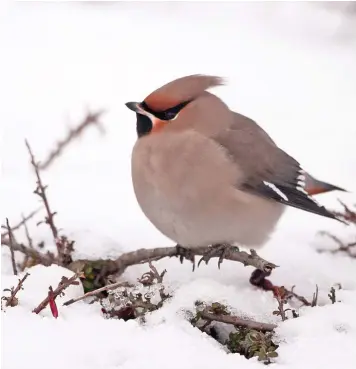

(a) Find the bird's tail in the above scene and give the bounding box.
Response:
[304,173,347,196]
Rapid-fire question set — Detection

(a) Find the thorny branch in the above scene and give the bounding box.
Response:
[33,272,82,316]
[2,273,30,308]
[25,140,74,266]
[5,218,18,275]
[38,110,106,170]
[25,140,59,240]
[75,245,277,280]
[2,242,277,286]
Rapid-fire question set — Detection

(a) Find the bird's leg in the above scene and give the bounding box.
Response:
[197,243,238,269]
[175,244,196,271]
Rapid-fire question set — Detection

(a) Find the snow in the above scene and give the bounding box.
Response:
[1,2,356,369]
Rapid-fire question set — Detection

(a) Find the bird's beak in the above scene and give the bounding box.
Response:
[125,101,145,114]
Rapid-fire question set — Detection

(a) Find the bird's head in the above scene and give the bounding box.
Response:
[125,74,232,138]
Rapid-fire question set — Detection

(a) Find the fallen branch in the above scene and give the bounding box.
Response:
[38,110,106,170]
[200,309,277,332]
[2,273,30,307]
[33,272,82,316]
[5,218,18,275]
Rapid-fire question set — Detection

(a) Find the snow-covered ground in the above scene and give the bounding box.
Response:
[1,2,356,369]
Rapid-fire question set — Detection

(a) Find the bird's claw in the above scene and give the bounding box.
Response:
[197,244,239,269]
[175,244,196,271]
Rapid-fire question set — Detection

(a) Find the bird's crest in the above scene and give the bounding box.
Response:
[144,74,225,111]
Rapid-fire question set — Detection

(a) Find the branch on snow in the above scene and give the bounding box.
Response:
[200,308,277,332]
[33,272,83,317]
[67,245,277,283]
[2,273,30,308]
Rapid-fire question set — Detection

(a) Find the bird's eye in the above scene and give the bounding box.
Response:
[159,100,192,121]
[164,111,178,120]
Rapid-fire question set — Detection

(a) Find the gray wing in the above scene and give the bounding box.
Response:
[214,112,339,221]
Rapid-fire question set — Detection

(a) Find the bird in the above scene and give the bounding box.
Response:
[125,74,346,292]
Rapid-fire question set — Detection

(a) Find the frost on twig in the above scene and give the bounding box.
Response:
[33,272,83,317]
[1,273,30,309]
[100,262,171,321]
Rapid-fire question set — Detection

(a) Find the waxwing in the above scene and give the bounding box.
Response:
[125,75,345,286]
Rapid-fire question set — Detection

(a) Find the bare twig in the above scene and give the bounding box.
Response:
[289,286,312,307]
[2,273,30,307]
[5,218,18,275]
[22,212,34,249]
[200,309,277,332]
[1,207,41,237]
[2,237,56,266]
[311,285,319,307]
[25,140,59,239]
[33,272,82,316]
[63,280,133,307]
[18,213,36,271]
[328,287,337,304]
[332,200,356,224]
[25,140,73,265]
[38,110,106,170]
[318,231,356,258]
[272,287,289,321]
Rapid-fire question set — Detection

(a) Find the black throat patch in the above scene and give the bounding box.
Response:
[136,113,152,138]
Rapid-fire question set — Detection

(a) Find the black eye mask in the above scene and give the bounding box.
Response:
[141,100,192,121]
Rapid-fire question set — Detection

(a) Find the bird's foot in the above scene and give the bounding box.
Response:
[197,243,239,269]
[175,244,196,271]
[249,269,289,300]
